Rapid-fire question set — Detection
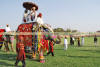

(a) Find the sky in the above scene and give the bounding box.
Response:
[0,0,100,32]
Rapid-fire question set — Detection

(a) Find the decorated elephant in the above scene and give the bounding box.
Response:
[16,2,61,63]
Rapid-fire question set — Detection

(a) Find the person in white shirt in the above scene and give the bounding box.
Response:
[28,7,37,22]
[36,13,44,25]
[5,24,15,52]
[5,24,11,52]
[23,7,37,23]
[5,24,11,32]
[81,36,84,46]
[64,36,68,50]
[30,7,37,21]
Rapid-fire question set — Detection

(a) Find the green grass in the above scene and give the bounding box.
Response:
[0,37,100,67]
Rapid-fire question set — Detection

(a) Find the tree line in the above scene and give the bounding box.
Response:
[53,28,78,33]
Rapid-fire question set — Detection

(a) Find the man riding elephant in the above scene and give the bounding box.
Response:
[23,2,38,23]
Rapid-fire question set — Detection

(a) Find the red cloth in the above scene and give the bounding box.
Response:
[40,35,49,51]
[44,40,49,51]
[17,23,33,47]
[0,29,5,41]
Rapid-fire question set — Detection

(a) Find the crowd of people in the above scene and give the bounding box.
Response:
[64,35,98,50]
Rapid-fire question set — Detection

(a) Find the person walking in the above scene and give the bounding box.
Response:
[15,36,26,67]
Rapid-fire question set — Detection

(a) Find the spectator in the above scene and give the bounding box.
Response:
[64,36,68,50]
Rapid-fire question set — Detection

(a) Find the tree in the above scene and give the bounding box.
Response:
[53,28,65,32]
[65,28,71,32]
[96,30,100,32]
[72,30,78,33]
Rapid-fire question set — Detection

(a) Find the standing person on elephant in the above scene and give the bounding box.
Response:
[23,2,38,23]
[23,7,37,23]
[29,6,37,22]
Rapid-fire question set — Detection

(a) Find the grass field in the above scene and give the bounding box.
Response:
[0,37,100,67]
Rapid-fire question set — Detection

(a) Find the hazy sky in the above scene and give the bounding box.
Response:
[0,0,100,32]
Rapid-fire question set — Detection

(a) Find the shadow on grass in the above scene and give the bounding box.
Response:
[0,61,14,67]
[58,55,67,56]
[54,48,63,50]
[68,55,100,58]
[0,53,16,61]
[80,50,100,53]
[26,56,40,63]
[29,59,40,62]
[80,46,100,47]
[0,53,16,67]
